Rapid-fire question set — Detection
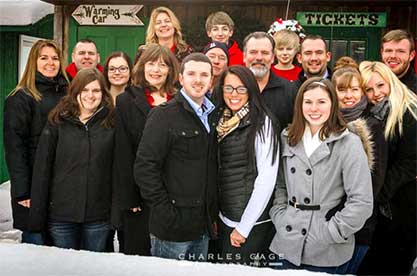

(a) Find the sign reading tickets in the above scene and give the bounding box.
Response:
[72,5,144,25]
[296,12,387,27]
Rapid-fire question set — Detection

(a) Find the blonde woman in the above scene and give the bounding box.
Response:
[359,61,417,275]
[146,6,193,62]
[4,40,68,245]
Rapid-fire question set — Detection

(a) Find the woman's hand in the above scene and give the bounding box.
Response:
[230,228,246,247]
[18,199,31,208]
[130,206,142,213]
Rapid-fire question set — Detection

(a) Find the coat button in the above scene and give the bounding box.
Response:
[301,228,307,235]
[181,131,186,136]
[306,169,312,175]
[304,198,310,204]
[286,225,292,232]
[171,199,176,204]
[290,167,296,173]
[194,130,199,135]
[291,196,296,202]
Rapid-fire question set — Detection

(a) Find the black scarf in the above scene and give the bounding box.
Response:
[340,96,368,122]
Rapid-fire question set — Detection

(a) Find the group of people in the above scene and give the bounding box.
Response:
[3,6,417,275]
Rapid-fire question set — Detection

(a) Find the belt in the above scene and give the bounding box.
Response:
[289,200,320,211]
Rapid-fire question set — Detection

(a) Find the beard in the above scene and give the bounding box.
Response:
[249,63,269,79]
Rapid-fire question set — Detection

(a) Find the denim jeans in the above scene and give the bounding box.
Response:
[48,221,110,252]
[21,231,44,245]
[275,258,350,274]
[345,244,369,274]
[150,233,209,261]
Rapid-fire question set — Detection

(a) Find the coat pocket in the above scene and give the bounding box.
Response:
[172,129,203,160]
[170,197,204,232]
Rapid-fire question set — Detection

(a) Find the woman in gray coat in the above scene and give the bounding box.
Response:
[269,77,373,273]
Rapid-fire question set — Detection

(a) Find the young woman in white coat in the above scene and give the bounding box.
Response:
[269,77,373,274]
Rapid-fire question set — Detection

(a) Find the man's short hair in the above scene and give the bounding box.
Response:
[73,38,98,53]
[300,34,328,53]
[273,29,300,51]
[382,29,415,52]
[180,53,213,75]
[205,11,234,32]
[242,32,275,53]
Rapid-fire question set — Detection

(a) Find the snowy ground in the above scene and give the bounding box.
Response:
[0,182,21,243]
[0,181,335,276]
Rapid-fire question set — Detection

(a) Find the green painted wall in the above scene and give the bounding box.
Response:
[0,14,54,183]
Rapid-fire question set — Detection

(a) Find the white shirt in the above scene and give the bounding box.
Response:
[302,126,323,158]
[219,116,279,238]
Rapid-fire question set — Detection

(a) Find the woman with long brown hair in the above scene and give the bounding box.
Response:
[269,77,373,273]
[4,39,68,245]
[113,44,179,255]
[29,68,114,252]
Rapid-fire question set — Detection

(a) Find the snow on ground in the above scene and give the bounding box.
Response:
[0,243,332,276]
[0,181,21,243]
[0,181,338,276]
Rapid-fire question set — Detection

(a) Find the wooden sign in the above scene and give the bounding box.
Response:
[296,12,387,27]
[72,5,144,26]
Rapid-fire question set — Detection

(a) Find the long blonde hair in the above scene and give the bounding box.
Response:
[11,40,68,102]
[146,7,188,53]
[359,61,417,138]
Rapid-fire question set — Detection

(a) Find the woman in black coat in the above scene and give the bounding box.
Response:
[331,64,388,274]
[113,44,179,255]
[3,39,68,244]
[29,68,115,252]
[359,61,417,275]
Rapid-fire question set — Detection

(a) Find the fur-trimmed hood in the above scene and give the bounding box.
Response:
[347,118,375,171]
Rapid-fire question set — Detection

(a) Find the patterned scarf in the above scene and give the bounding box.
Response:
[217,102,249,142]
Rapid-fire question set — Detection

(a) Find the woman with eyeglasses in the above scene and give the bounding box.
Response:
[103,51,133,104]
[113,44,179,255]
[358,61,417,275]
[29,68,114,252]
[4,40,68,245]
[215,65,280,266]
[269,77,373,273]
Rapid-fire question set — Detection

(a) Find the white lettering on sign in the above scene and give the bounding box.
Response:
[72,5,143,26]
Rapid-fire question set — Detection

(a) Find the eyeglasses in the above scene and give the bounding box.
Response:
[108,66,129,73]
[222,85,248,94]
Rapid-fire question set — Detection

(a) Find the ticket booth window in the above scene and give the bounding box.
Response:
[324,39,367,66]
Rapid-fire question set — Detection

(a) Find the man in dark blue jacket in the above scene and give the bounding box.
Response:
[134,53,218,261]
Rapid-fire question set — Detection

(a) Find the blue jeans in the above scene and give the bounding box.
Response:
[21,231,43,245]
[345,244,369,274]
[275,258,350,274]
[150,233,209,261]
[48,221,110,252]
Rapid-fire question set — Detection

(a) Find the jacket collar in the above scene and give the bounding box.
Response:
[126,85,151,116]
[282,127,350,166]
[297,67,333,83]
[263,69,288,91]
[65,63,104,79]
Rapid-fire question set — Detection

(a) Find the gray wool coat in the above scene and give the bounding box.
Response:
[269,128,373,267]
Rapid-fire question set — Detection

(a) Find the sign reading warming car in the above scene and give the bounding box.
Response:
[296,12,387,27]
[72,5,144,26]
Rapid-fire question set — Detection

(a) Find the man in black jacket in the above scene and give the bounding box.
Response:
[243,31,297,128]
[381,29,417,94]
[134,53,218,261]
[295,34,332,86]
